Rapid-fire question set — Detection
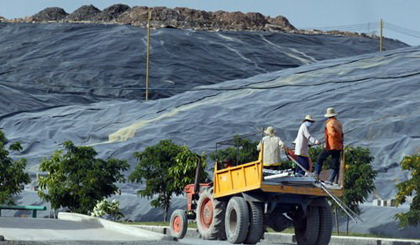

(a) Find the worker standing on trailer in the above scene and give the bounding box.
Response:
[315,107,344,183]
[294,115,321,175]
[257,126,285,169]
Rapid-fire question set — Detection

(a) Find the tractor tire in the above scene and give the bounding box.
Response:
[294,206,320,245]
[196,187,227,240]
[225,196,250,244]
[315,199,333,245]
[244,201,264,244]
[169,209,188,239]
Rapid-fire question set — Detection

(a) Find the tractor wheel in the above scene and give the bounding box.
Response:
[196,187,227,240]
[244,201,264,244]
[294,206,320,245]
[225,196,250,244]
[315,199,333,245]
[169,209,188,239]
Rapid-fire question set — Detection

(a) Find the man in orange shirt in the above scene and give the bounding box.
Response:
[314,107,344,184]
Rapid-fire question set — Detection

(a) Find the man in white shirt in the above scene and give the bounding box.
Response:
[257,126,285,169]
[294,115,321,175]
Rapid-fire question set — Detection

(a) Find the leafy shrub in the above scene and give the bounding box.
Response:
[91,199,124,221]
[129,140,207,221]
[209,135,259,166]
[0,130,31,205]
[309,146,377,214]
[395,154,420,227]
[38,141,129,214]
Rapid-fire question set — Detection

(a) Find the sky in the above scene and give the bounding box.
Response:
[1,0,420,45]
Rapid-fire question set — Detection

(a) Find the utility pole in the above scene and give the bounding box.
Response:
[379,19,383,52]
[145,9,151,101]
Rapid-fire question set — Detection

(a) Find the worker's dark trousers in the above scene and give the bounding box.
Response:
[296,155,310,175]
[315,149,342,182]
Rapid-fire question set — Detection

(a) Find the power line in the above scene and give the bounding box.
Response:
[385,26,420,39]
[383,22,420,39]
[385,22,420,36]
[302,21,420,39]
[302,22,379,32]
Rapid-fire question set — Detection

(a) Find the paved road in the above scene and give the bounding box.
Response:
[0,217,152,242]
[0,217,293,245]
[179,237,293,245]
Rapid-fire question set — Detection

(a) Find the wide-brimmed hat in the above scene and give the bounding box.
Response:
[303,115,315,123]
[324,107,338,118]
[264,126,276,136]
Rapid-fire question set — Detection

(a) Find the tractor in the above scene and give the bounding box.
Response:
[169,142,351,245]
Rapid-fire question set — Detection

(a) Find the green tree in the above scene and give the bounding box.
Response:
[309,146,376,234]
[129,140,207,221]
[395,154,420,227]
[310,146,377,214]
[0,130,7,145]
[210,135,293,170]
[0,130,31,205]
[38,141,129,214]
[209,135,259,165]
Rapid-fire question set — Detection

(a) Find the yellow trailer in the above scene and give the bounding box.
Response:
[213,151,343,198]
[170,149,348,245]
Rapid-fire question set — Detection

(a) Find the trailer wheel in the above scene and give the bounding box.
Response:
[169,209,188,239]
[315,199,333,245]
[196,187,227,240]
[294,206,320,245]
[244,201,264,244]
[225,196,250,244]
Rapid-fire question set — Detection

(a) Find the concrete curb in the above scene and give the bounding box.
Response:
[135,225,420,245]
[57,212,170,241]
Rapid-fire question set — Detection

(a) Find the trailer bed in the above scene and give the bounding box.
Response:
[213,153,343,198]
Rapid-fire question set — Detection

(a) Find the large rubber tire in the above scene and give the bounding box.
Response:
[244,201,264,244]
[315,200,333,245]
[225,196,250,244]
[294,206,320,245]
[196,187,227,240]
[169,209,188,239]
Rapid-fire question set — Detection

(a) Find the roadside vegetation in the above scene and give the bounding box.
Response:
[38,141,129,214]
[309,145,377,214]
[309,146,377,233]
[129,139,207,221]
[209,136,259,165]
[1,127,419,234]
[0,130,31,205]
[395,154,420,227]
[91,198,124,221]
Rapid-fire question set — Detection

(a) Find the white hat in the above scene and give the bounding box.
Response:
[264,126,276,136]
[324,107,338,118]
[303,115,315,123]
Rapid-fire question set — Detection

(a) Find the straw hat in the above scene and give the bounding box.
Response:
[264,126,276,136]
[324,107,338,118]
[303,115,315,123]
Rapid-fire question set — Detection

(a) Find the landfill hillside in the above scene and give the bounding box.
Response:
[0,23,406,106]
[0,23,419,236]
[2,43,419,198]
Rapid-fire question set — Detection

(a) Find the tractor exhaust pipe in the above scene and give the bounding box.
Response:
[193,155,202,201]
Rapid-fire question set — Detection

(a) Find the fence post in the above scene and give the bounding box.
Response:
[379,19,384,52]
